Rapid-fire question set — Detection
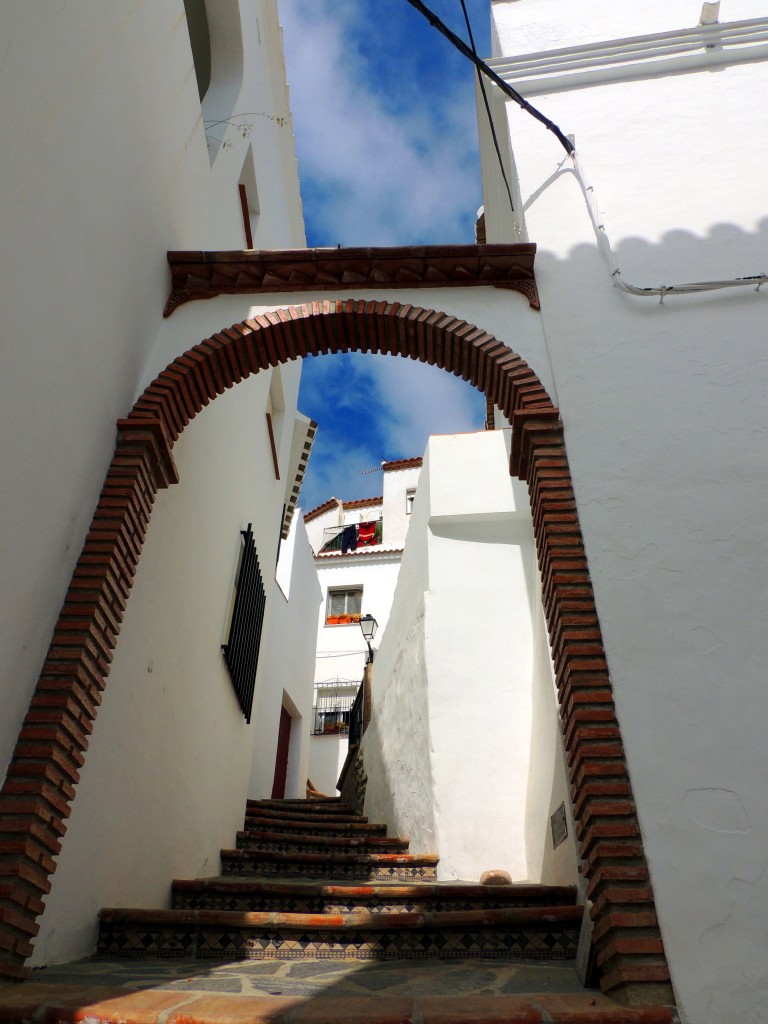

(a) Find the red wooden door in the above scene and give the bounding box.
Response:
[271,705,292,798]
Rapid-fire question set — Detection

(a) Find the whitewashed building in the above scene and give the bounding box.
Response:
[471,2,768,1020]
[305,459,422,793]
[1,1,766,1019]
[362,431,578,889]
[0,0,319,969]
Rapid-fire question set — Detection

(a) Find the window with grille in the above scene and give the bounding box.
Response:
[311,681,360,735]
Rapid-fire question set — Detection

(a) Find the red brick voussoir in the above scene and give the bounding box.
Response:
[0,300,671,1006]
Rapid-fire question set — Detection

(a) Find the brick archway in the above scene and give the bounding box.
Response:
[0,300,670,1002]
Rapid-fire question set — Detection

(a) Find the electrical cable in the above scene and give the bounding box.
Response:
[315,650,369,659]
[458,0,515,215]
[404,0,574,155]
[569,148,768,301]
[407,0,763,299]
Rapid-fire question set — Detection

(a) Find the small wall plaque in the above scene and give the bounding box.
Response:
[551,802,568,849]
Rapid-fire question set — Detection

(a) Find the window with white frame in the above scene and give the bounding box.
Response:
[326,587,362,625]
[405,488,417,514]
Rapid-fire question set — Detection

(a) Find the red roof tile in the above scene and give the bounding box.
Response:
[382,457,422,472]
[304,498,340,523]
[342,496,382,510]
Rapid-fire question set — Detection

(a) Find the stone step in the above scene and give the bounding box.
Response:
[97,904,583,961]
[260,797,345,806]
[244,813,388,836]
[220,848,439,882]
[172,877,579,914]
[245,802,369,824]
[248,798,360,813]
[235,829,410,855]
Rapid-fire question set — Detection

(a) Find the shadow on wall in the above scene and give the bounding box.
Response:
[531,214,768,1024]
[536,215,768,309]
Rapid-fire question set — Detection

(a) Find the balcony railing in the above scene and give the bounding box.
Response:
[320,519,383,554]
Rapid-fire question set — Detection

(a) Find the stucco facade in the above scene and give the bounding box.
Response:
[1,1,764,1018]
[362,431,578,887]
[0,0,318,968]
[307,461,422,794]
[483,2,768,1019]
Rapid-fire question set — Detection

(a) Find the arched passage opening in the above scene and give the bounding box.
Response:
[0,300,668,1000]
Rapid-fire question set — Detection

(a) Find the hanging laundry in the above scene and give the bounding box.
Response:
[341,524,358,553]
[357,521,376,546]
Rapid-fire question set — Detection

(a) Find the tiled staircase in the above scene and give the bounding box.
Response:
[98,796,584,962]
[0,797,675,1022]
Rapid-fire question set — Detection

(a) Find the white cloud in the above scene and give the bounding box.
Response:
[366,355,484,456]
[280,1,480,246]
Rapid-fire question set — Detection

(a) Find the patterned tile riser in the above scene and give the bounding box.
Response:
[236,840,408,855]
[172,895,567,914]
[97,928,579,961]
[220,862,438,882]
[242,822,387,838]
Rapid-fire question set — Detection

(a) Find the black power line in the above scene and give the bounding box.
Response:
[404,0,574,156]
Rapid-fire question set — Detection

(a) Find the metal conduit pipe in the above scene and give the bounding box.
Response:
[488,17,768,78]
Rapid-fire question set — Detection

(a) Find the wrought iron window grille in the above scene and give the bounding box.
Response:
[311,679,360,736]
[221,523,266,723]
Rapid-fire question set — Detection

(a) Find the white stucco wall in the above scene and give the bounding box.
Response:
[382,464,422,547]
[307,735,349,796]
[0,0,311,967]
[32,372,291,964]
[0,0,304,786]
[249,514,322,800]
[314,554,403,686]
[525,560,579,887]
[364,431,579,884]
[360,460,437,854]
[488,3,768,1019]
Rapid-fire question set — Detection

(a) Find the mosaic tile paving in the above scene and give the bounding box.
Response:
[8,957,677,1023]
[29,955,593,998]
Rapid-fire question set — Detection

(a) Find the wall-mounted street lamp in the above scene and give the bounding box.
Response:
[359,614,378,664]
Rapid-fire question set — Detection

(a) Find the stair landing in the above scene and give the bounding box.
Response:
[0,955,676,1023]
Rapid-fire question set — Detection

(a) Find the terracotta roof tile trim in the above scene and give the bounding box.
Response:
[342,497,382,510]
[304,498,340,523]
[382,457,422,471]
[0,299,672,1007]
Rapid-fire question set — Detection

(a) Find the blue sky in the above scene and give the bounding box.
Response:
[280,0,490,511]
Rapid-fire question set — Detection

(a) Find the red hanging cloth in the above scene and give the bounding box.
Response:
[357,521,376,546]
